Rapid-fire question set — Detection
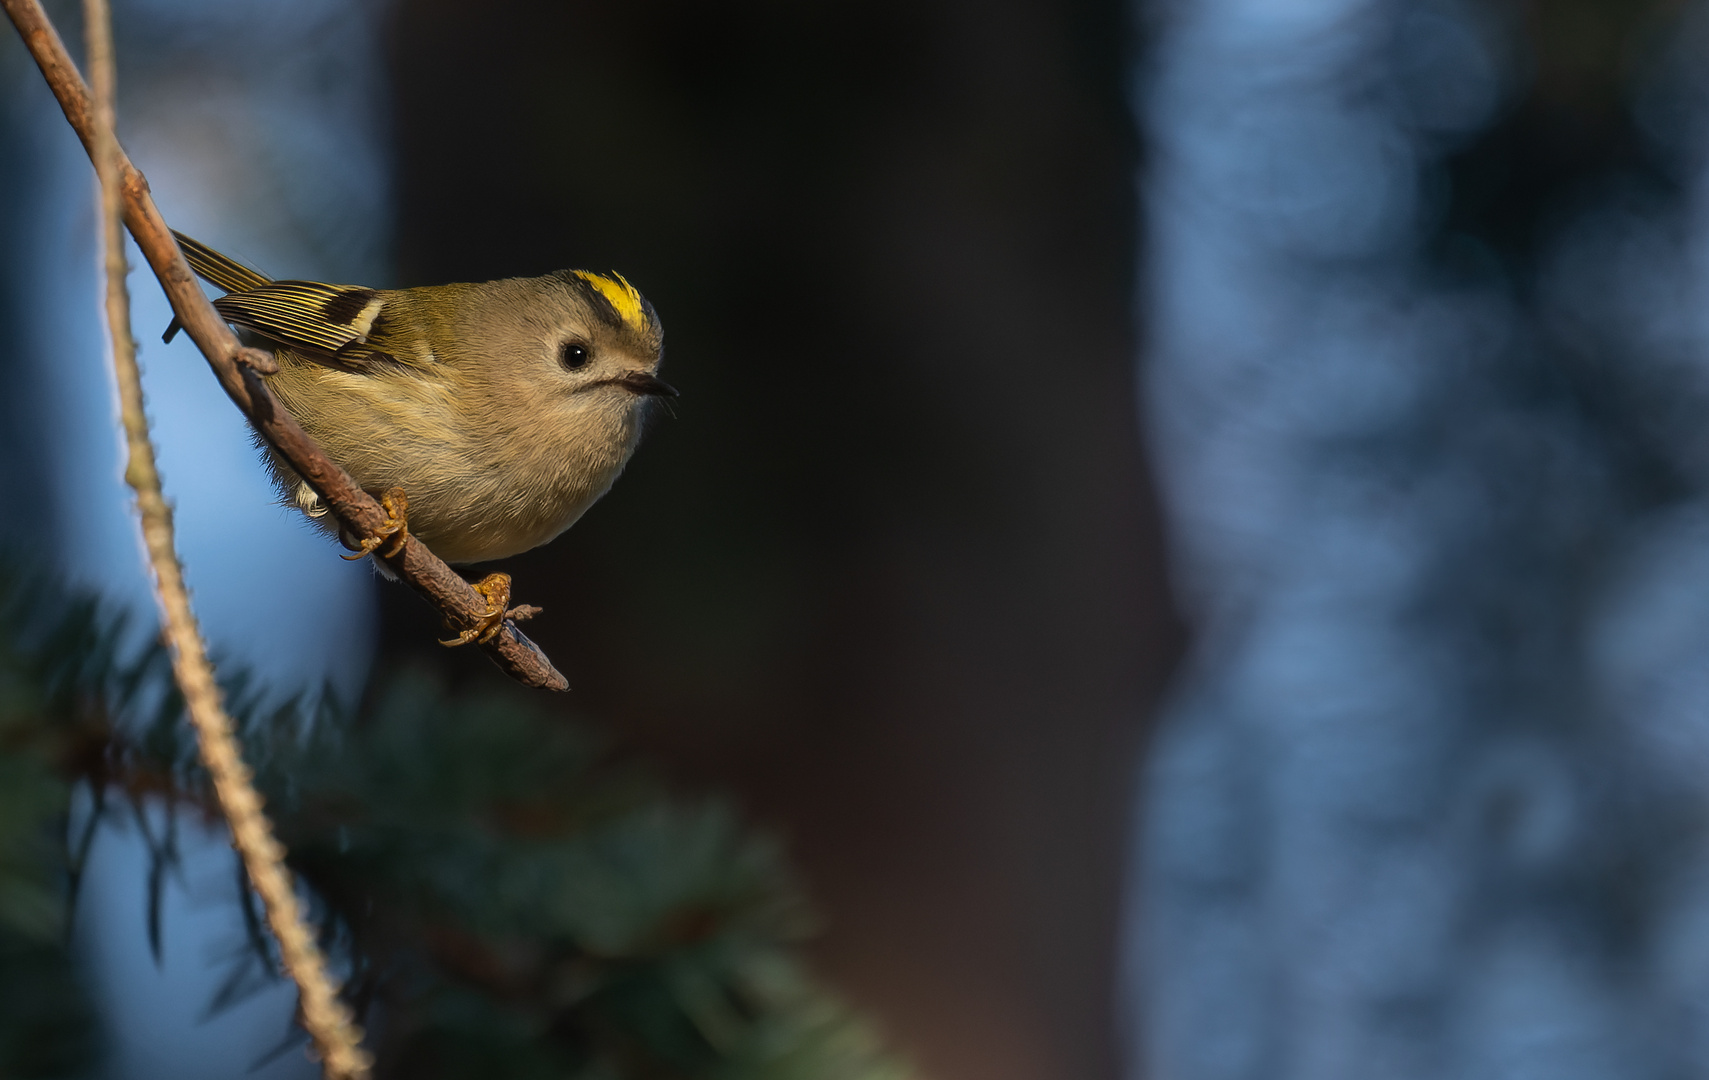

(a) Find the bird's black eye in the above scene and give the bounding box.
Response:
[559,342,591,370]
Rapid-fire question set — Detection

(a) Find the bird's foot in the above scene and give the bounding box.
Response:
[440,572,517,647]
[341,487,410,561]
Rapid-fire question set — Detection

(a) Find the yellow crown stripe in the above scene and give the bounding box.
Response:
[576,271,645,329]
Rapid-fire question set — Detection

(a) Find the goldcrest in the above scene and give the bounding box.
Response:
[165,232,674,567]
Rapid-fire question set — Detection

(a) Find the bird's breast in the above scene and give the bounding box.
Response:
[263,358,646,564]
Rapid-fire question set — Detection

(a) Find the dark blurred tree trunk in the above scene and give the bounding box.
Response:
[382,3,1180,1079]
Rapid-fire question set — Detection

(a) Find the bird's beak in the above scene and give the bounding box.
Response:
[615,371,679,398]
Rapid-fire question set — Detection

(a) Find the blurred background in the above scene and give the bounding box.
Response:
[10,0,1709,1078]
[1135,1,1709,1077]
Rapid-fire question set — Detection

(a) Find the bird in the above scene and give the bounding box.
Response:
[165,231,675,644]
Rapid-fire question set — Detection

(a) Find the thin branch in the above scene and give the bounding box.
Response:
[2,0,568,692]
[81,0,371,1076]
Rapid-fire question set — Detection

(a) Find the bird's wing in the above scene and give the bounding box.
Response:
[164,232,408,373]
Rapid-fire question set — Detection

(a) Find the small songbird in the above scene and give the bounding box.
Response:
[166,232,675,642]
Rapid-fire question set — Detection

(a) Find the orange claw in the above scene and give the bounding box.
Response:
[440,572,513,647]
[342,487,410,561]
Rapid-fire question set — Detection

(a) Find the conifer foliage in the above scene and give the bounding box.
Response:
[0,565,908,1079]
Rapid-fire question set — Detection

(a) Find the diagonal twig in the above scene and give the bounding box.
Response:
[80,0,371,1075]
[2,0,568,692]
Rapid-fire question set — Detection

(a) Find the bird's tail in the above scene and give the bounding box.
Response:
[172,231,271,293]
[164,231,272,343]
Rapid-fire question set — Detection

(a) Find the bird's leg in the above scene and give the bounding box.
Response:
[341,487,410,561]
[440,572,513,647]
